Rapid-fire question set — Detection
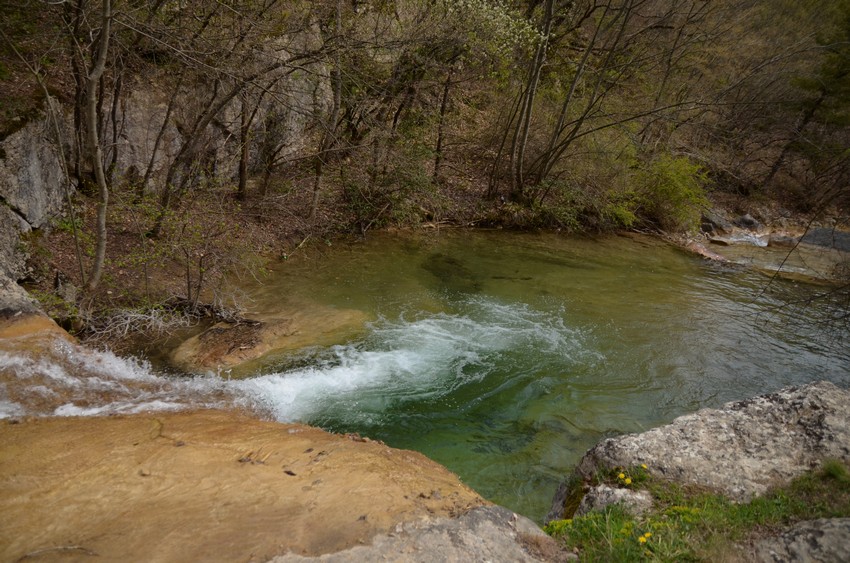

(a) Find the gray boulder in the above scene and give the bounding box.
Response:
[800,228,850,253]
[752,518,850,563]
[574,484,653,517]
[548,382,850,521]
[271,506,574,563]
[701,209,735,235]
[735,213,762,230]
[0,275,39,315]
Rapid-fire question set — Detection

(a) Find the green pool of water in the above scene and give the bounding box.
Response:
[227,230,849,522]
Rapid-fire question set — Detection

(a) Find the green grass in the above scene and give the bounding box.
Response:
[544,460,850,562]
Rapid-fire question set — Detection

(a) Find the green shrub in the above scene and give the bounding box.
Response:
[633,154,710,233]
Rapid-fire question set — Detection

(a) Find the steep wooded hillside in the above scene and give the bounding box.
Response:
[1,0,847,319]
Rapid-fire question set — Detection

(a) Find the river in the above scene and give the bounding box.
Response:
[2,230,849,522]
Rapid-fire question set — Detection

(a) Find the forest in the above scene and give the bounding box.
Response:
[1,0,848,322]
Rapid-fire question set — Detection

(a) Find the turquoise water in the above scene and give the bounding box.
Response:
[230,231,850,521]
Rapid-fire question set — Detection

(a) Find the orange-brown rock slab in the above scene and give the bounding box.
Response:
[170,307,369,374]
[0,410,485,562]
[0,311,74,343]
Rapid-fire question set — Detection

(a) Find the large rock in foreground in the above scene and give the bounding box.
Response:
[0,411,500,561]
[549,381,850,520]
[272,505,570,563]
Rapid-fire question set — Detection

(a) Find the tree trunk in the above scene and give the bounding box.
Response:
[237,91,250,201]
[84,0,112,295]
[65,1,87,188]
[433,65,454,182]
[510,0,554,201]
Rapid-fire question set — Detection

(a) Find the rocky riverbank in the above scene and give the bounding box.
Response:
[546,381,850,561]
[686,206,850,282]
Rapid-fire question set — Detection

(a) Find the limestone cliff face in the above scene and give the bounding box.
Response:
[110,63,324,191]
[0,99,71,285]
[0,54,326,310]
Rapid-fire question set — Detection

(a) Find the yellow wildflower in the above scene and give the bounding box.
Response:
[641,463,648,470]
[618,473,626,480]
[624,477,632,485]
[644,532,652,538]
[638,536,647,544]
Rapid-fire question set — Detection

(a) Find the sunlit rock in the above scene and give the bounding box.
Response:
[0,411,487,561]
[574,484,653,517]
[271,506,570,562]
[751,518,850,563]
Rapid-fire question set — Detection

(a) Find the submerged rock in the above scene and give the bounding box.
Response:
[421,252,483,294]
[767,234,799,248]
[548,382,850,521]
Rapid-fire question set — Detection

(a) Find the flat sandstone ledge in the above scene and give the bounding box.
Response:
[0,410,503,562]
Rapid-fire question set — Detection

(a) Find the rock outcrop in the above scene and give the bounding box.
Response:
[170,306,369,374]
[0,411,495,562]
[271,506,572,563]
[0,98,71,296]
[0,58,326,313]
[0,100,70,235]
[548,382,850,521]
[574,484,653,518]
[751,518,850,563]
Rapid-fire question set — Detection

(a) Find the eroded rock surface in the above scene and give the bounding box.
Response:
[574,485,653,517]
[548,382,850,521]
[751,518,850,563]
[0,411,486,562]
[272,506,574,563]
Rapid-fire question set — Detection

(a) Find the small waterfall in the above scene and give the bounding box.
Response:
[0,297,595,423]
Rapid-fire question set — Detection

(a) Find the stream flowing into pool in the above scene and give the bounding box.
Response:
[2,231,849,522]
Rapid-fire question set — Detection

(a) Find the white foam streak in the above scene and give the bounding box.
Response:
[54,400,185,417]
[231,298,593,423]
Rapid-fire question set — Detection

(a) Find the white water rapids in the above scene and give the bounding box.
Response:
[0,298,597,424]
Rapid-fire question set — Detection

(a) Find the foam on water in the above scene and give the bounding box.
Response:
[0,338,233,418]
[231,297,595,424]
